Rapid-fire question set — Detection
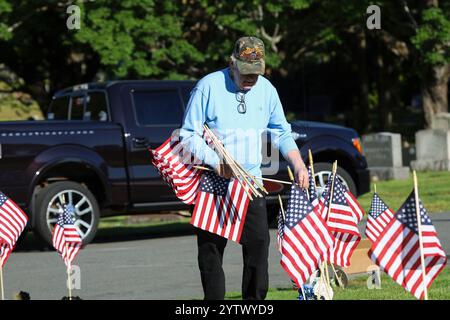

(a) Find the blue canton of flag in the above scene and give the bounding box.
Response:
[285,188,314,229]
[277,209,285,254]
[396,194,432,234]
[369,194,389,219]
[199,171,229,195]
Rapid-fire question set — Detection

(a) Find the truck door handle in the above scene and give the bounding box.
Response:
[133,137,149,149]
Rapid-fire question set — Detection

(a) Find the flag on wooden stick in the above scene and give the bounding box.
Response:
[368,191,447,299]
[52,204,83,267]
[280,185,334,287]
[320,175,363,267]
[0,191,28,267]
[365,193,395,243]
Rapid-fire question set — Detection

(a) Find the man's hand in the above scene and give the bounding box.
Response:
[215,163,233,179]
[294,164,309,189]
[286,149,309,189]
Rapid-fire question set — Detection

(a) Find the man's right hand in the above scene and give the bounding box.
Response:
[215,163,233,179]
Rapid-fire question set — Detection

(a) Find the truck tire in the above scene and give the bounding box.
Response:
[313,162,357,196]
[34,181,100,246]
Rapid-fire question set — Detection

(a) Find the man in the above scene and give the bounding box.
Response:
[180,36,309,300]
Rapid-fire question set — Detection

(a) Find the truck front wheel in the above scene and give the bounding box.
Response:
[34,181,100,246]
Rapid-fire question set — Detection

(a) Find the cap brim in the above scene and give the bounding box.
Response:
[235,59,265,75]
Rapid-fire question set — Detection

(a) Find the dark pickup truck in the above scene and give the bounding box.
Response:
[0,80,370,245]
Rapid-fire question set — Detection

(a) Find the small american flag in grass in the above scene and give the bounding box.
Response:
[0,191,28,267]
[365,193,395,243]
[52,204,83,267]
[280,185,334,287]
[369,191,447,300]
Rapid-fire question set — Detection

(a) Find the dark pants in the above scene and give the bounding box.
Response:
[195,197,270,300]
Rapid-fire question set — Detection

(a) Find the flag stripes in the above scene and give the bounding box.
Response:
[0,192,28,266]
[150,135,202,205]
[190,172,251,243]
[369,192,447,299]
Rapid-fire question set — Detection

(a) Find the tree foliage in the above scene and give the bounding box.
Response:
[0,0,448,132]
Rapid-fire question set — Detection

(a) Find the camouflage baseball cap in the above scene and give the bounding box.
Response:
[232,36,265,75]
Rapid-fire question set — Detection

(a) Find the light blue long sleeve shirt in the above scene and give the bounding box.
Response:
[179,67,298,178]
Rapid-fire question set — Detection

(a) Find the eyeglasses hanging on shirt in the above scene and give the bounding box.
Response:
[236,91,246,114]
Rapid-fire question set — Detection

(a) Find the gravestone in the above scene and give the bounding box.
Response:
[411,129,450,171]
[411,113,450,171]
[362,132,410,181]
[431,112,450,130]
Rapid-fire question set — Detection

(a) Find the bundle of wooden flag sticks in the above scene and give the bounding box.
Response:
[197,124,268,200]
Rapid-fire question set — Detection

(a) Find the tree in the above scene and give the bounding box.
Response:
[0,1,100,113]
[367,0,450,128]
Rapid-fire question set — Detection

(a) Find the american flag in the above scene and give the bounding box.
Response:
[322,176,363,235]
[365,193,395,243]
[320,176,363,267]
[149,133,203,205]
[190,171,251,243]
[0,191,28,267]
[280,185,334,288]
[52,204,83,267]
[368,191,447,300]
[276,208,284,254]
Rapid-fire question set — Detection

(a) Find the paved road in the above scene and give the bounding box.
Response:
[3,213,450,300]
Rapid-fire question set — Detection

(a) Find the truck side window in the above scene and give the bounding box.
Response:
[132,90,183,126]
[85,92,108,121]
[70,95,85,120]
[48,96,69,120]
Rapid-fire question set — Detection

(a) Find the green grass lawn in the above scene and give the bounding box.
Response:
[96,215,192,241]
[224,267,450,300]
[357,171,450,214]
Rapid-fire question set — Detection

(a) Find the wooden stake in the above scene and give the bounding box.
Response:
[0,258,4,301]
[308,149,318,190]
[287,165,295,182]
[413,170,429,300]
[323,161,338,289]
[308,149,316,185]
[203,126,255,197]
[330,263,344,288]
[65,244,72,300]
[209,137,256,199]
[374,184,377,194]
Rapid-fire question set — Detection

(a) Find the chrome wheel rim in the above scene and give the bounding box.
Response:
[315,171,349,196]
[46,189,94,240]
